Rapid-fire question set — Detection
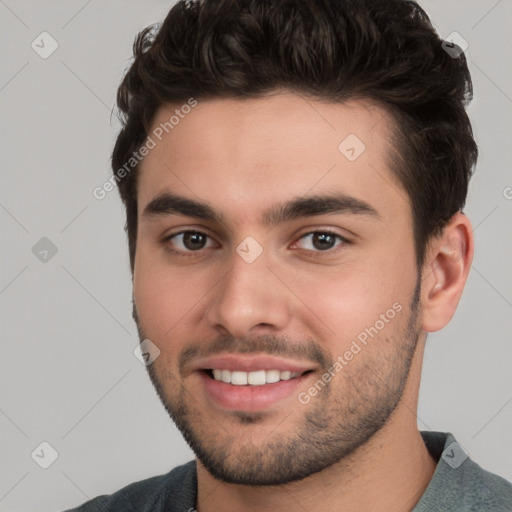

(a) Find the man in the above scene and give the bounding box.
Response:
[67,0,512,510]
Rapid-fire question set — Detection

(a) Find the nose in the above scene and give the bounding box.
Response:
[204,247,292,339]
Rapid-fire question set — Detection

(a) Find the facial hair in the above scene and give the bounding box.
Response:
[133,279,422,486]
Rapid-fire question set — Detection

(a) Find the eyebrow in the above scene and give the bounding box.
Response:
[263,193,379,225]
[142,193,225,223]
[141,191,379,226]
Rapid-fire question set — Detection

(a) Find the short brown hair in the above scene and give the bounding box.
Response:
[112,0,478,272]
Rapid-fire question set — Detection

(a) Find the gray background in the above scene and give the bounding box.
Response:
[1,1,511,510]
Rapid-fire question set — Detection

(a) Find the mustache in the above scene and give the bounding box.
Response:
[132,299,331,372]
[178,334,331,374]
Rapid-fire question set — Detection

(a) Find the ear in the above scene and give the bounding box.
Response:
[420,212,474,333]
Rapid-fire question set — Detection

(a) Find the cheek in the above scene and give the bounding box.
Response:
[287,250,416,349]
[133,243,220,359]
[133,246,197,342]
[293,274,388,342]
[134,272,189,371]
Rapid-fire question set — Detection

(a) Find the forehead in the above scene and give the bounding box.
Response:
[137,92,409,224]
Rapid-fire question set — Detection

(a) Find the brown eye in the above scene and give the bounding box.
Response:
[295,231,345,252]
[311,232,337,250]
[182,232,208,250]
[167,231,213,252]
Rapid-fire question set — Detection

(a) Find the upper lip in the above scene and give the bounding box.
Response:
[190,354,316,374]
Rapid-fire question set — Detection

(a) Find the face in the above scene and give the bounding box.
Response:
[133,92,422,485]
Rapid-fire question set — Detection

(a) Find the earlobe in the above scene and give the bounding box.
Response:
[421,213,474,332]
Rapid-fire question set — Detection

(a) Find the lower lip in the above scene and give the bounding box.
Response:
[198,371,310,412]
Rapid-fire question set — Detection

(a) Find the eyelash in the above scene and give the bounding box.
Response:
[161,229,350,258]
[161,230,217,259]
[292,229,349,258]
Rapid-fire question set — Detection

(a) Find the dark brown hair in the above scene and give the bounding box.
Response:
[112,0,478,272]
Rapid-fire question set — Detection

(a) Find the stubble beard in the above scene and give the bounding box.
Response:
[136,281,422,486]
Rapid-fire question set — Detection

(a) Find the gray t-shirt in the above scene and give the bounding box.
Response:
[64,431,512,511]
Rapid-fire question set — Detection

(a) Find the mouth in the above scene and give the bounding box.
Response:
[203,368,311,385]
[192,354,317,412]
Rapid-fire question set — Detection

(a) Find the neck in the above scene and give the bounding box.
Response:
[196,338,436,512]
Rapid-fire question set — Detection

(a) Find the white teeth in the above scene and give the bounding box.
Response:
[211,369,302,385]
[266,369,280,383]
[230,371,248,385]
[247,370,266,385]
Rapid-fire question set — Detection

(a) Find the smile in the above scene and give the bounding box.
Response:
[209,369,303,385]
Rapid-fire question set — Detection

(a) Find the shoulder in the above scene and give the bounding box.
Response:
[62,460,197,512]
[416,432,512,511]
[449,457,512,511]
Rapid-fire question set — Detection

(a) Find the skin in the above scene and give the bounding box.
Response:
[133,92,473,512]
